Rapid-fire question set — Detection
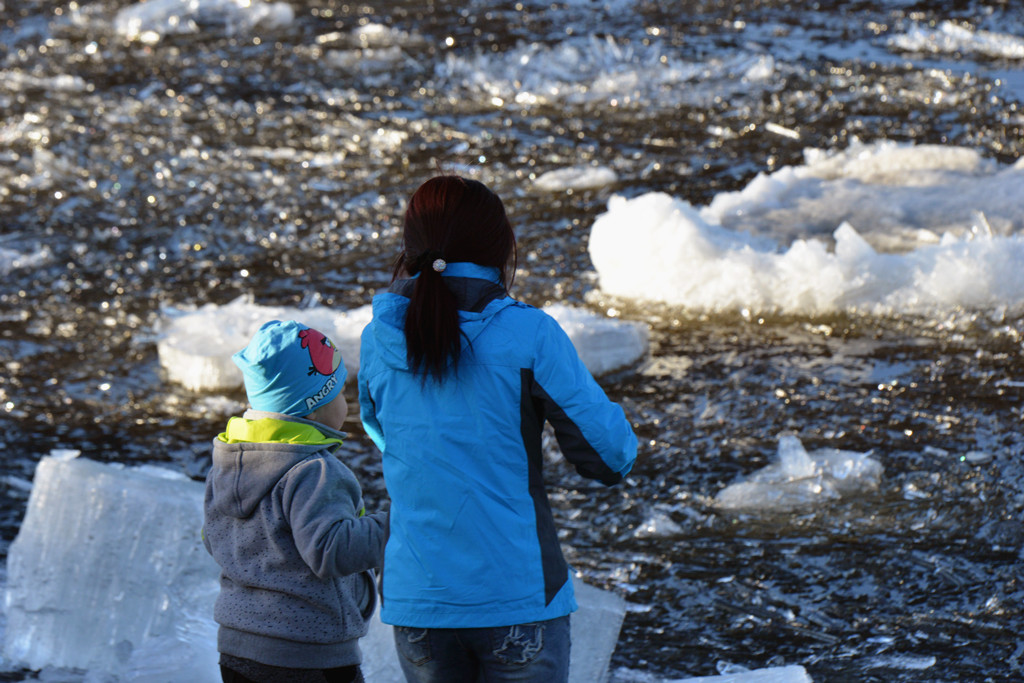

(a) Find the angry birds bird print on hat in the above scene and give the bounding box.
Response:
[233,320,347,416]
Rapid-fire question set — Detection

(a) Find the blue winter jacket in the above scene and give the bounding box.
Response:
[358,262,637,628]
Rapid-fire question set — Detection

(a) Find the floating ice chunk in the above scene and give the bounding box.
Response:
[156,297,274,392]
[865,654,936,671]
[4,456,627,683]
[889,21,1024,60]
[543,303,648,376]
[589,191,846,314]
[633,506,685,539]
[812,447,884,495]
[0,246,50,276]
[351,22,422,48]
[678,665,812,683]
[232,0,294,34]
[435,35,777,110]
[713,475,840,512]
[714,435,883,512]
[0,72,88,94]
[534,165,619,192]
[588,147,1024,316]
[114,0,295,43]
[327,46,407,73]
[764,122,800,140]
[610,664,813,683]
[46,448,80,461]
[703,140,1022,248]
[775,434,816,477]
[158,298,643,392]
[156,296,371,392]
[532,0,638,11]
[963,451,993,465]
[322,23,423,78]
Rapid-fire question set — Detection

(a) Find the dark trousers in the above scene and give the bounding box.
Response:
[220,664,363,683]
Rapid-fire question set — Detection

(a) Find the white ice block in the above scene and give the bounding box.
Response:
[114,0,295,42]
[610,664,813,683]
[158,297,646,393]
[157,296,370,392]
[533,165,619,192]
[630,665,813,683]
[544,303,649,376]
[714,435,883,512]
[679,666,813,683]
[2,455,220,679]
[570,577,627,683]
[3,456,628,683]
[588,144,1024,318]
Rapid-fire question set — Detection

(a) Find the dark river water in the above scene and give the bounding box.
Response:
[2,0,1023,681]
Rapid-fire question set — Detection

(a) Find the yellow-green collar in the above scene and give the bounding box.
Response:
[218,416,344,447]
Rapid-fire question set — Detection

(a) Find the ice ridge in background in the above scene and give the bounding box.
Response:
[157,297,372,392]
[589,140,1024,316]
[103,0,781,112]
[55,0,1024,114]
[436,35,779,109]
[112,0,295,43]
[0,247,49,278]
[157,297,648,392]
[889,20,1024,61]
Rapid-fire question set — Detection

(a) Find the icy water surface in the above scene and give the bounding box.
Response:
[2,0,1024,680]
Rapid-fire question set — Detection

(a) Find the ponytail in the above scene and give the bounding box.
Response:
[403,251,461,381]
[395,175,517,383]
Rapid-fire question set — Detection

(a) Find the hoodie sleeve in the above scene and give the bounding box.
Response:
[280,455,388,579]
[531,312,638,485]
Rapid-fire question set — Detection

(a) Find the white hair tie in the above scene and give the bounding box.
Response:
[432,258,447,273]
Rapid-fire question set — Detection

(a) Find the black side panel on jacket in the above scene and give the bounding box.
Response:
[528,374,624,487]
[520,368,569,606]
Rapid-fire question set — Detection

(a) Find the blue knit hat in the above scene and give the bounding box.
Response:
[233,320,347,416]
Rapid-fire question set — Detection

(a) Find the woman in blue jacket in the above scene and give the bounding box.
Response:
[358,175,638,683]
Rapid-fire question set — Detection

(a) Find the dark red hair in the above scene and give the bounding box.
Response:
[394,175,517,381]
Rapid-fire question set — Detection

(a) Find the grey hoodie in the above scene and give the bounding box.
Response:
[202,410,388,669]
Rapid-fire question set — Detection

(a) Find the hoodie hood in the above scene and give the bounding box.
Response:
[368,262,515,373]
[209,411,345,518]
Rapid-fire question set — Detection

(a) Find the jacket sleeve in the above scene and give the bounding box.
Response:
[531,312,638,485]
[358,334,386,453]
[281,456,388,579]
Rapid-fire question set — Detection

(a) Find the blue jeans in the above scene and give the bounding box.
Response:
[393,615,571,683]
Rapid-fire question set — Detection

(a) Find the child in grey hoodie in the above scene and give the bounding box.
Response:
[203,319,388,683]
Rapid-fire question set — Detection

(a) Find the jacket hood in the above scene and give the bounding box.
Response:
[209,411,345,518]
[368,262,515,373]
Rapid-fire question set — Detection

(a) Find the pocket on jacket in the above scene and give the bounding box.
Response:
[357,569,377,619]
